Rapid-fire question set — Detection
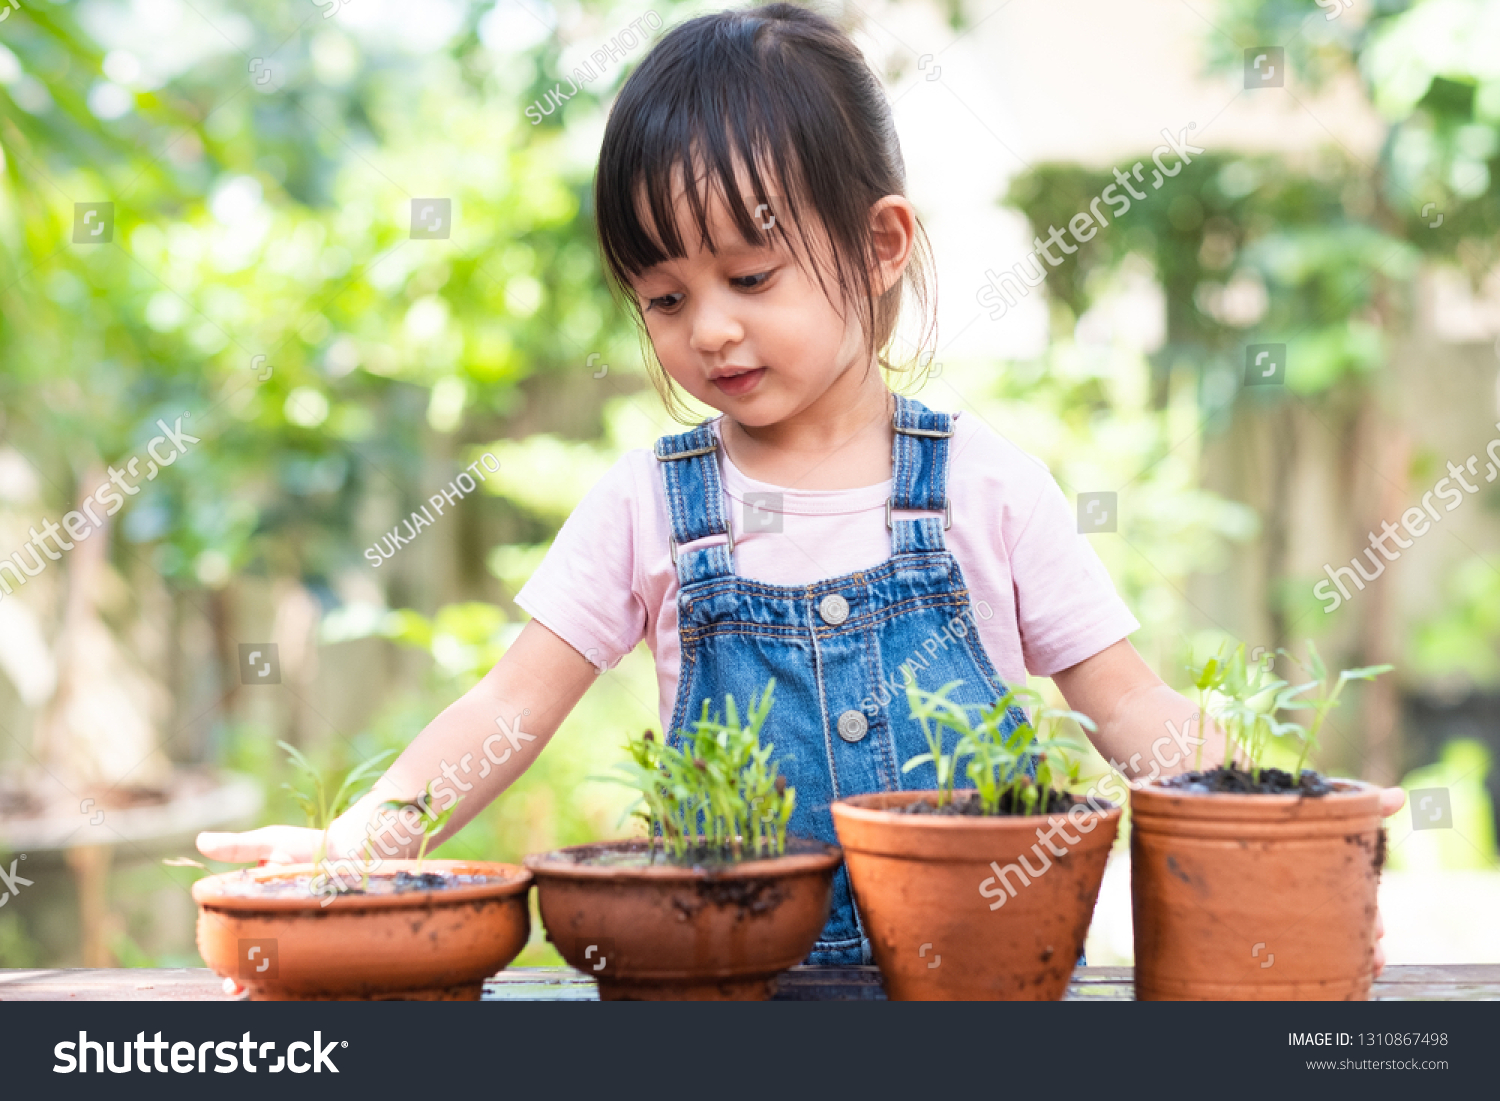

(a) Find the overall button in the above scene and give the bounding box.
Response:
[819,594,850,625]
[837,710,868,743]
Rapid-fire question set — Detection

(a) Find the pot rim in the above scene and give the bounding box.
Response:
[191,859,531,912]
[830,789,1121,830]
[1133,777,1381,802]
[1130,778,1384,827]
[522,837,842,880]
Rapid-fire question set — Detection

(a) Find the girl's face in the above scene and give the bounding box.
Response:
[626,162,885,429]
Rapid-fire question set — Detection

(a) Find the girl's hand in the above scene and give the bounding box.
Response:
[196,825,327,865]
[196,620,596,868]
[197,791,393,865]
[1373,786,1406,980]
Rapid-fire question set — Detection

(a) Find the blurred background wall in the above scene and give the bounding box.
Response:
[0,0,1496,968]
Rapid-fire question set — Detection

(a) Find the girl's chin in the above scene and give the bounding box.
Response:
[682,382,784,422]
[710,392,796,429]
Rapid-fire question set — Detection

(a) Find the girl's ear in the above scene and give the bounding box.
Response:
[868,195,917,296]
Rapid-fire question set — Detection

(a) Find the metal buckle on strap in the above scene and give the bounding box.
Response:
[885,498,952,531]
[657,430,732,562]
[669,524,735,566]
[892,408,957,438]
[655,440,719,461]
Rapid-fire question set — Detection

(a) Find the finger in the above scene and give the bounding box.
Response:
[197,828,288,863]
[197,831,254,862]
[1378,786,1406,818]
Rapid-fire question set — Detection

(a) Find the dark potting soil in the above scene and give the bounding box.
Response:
[1160,767,1335,796]
[550,836,832,870]
[214,869,509,899]
[897,790,1086,816]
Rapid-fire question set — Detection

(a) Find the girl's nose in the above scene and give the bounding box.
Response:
[688,296,745,356]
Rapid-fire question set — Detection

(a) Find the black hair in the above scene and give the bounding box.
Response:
[593,2,937,420]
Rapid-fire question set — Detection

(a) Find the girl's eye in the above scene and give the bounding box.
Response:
[642,270,774,313]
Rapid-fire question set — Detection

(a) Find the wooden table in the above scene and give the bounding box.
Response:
[1,965,1496,1000]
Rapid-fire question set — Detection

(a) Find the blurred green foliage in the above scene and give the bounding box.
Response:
[1006,0,1500,689]
[1218,0,1499,261]
[1,0,670,595]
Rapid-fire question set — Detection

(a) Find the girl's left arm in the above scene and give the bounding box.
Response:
[1049,638,1227,782]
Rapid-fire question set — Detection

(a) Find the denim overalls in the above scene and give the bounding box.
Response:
[654,395,1030,965]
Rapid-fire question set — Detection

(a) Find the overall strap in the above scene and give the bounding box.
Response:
[889,394,955,555]
[654,420,736,584]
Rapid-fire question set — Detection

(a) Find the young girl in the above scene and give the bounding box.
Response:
[200,2,1400,969]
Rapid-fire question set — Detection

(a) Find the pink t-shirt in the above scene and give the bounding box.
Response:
[515,412,1140,733]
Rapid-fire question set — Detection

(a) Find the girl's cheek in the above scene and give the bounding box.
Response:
[660,360,714,402]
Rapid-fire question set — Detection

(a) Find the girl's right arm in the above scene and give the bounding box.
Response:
[195,619,599,864]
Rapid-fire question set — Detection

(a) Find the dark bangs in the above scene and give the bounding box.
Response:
[593,3,936,416]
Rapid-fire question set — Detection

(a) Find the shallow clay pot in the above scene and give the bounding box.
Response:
[194,860,531,1000]
[831,791,1121,1000]
[523,839,841,1000]
[1131,780,1383,1001]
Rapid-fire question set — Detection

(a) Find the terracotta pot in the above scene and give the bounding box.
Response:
[831,791,1121,1000]
[194,860,531,1000]
[1131,780,1384,1000]
[523,839,841,1000]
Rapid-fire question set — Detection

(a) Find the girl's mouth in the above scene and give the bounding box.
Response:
[710,366,766,397]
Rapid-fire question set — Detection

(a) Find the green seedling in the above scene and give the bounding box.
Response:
[903,680,1093,814]
[901,678,973,806]
[1279,640,1393,777]
[379,782,463,874]
[279,740,395,870]
[1184,640,1392,781]
[1186,644,1304,775]
[592,678,795,860]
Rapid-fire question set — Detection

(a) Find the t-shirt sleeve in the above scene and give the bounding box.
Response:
[1010,472,1140,677]
[514,454,647,670]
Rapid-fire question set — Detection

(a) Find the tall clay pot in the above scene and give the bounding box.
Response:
[831,791,1121,1000]
[524,839,841,1000]
[1131,780,1384,1000]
